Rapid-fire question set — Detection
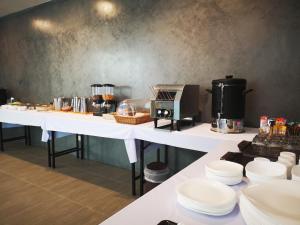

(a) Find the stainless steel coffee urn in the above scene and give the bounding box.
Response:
[207,75,253,133]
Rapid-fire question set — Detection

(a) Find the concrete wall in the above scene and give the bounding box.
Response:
[0,0,299,170]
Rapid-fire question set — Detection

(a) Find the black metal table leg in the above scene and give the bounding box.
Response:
[27,126,31,146]
[0,122,3,151]
[80,135,84,160]
[51,131,56,168]
[157,148,161,162]
[131,163,136,196]
[164,145,169,164]
[140,140,145,196]
[76,134,79,159]
[47,140,51,167]
[176,120,181,131]
[24,126,28,145]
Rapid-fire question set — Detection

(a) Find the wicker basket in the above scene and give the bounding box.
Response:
[114,113,152,125]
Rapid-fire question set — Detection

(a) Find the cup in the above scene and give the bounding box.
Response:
[277,158,293,179]
[280,152,296,165]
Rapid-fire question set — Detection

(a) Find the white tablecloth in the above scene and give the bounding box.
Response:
[0,109,45,127]
[40,111,138,163]
[134,121,257,152]
[0,109,257,163]
[100,140,249,225]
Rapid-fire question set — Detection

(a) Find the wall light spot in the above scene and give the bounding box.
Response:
[32,19,52,32]
[96,1,119,19]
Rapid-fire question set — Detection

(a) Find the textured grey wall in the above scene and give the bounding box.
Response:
[0,0,299,126]
[0,0,299,170]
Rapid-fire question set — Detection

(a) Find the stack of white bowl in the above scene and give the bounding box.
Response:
[277,152,296,179]
[254,157,270,162]
[176,178,237,216]
[291,165,300,181]
[205,160,243,185]
[245,160,287,184]
[240,179,300,225]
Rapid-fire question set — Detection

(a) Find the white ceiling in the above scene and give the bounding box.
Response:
[0,0,51,18]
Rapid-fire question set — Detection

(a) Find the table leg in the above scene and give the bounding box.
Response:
[24,126,28,145]
[131,163,136,196]
[51,131,56,169]
[157,148,161,162]
[27,126,31,146]
[81,135,84,160]
[140,140,145,196]
[0,122,3,151]
[76,134,79,159]
[47,140,51,167]
[164,145,168,165]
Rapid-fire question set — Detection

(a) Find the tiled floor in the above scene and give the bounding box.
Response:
[0,141,135,225]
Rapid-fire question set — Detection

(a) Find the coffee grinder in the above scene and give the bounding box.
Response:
[91,84,104,116]
[101,84,117,114]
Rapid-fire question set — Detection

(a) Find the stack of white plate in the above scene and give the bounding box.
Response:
[176,178,237,216]
[205,160,243,185]
[245,160,287,184]
[291,165,300,181]
[240,179,300,225]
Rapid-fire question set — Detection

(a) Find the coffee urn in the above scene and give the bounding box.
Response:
[207,75,253,133]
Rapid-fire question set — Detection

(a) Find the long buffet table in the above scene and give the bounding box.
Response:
[0,108,257,196]
[100,140,250,225]
[0,109,257,162]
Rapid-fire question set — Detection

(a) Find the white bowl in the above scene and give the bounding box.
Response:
[246,161,287,184]
[205,170,243,186]
[278,155,294,164]
[277,159,293,179]
[205,160,243,177]
[254,157,270,162]
[291,165,300,181]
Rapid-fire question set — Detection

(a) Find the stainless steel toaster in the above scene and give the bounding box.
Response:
[150,84,199,131]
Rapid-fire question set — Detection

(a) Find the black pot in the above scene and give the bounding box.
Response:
[0,89,7,105]
[207,75,252,119]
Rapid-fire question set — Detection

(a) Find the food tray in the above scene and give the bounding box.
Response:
[114,113,152,125]
[238,140,300,162]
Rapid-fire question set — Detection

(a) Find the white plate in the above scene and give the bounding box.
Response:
[205,170,243,185]
[176,178,236,210]
[205,160,243,177]
[240,194,275,225]
[292,165,300,181]
[241,180,300,225]
[246,161,287,183]
[177,194,235,216]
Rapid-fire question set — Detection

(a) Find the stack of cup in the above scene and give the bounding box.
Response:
[277,152,296,179]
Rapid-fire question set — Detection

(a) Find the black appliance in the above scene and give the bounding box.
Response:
[0,89,7,105]
[207,75,252,133]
